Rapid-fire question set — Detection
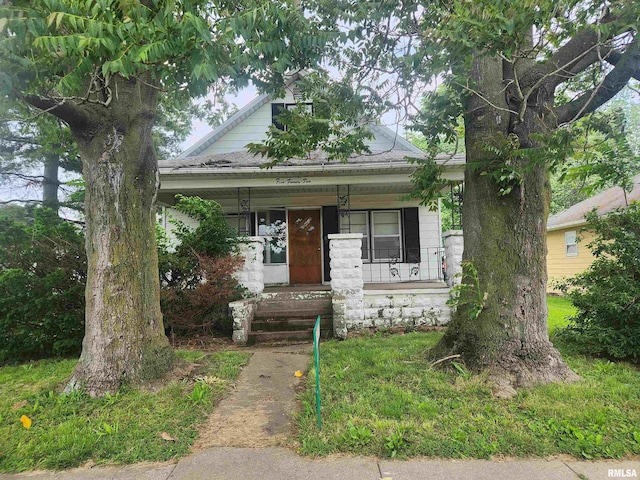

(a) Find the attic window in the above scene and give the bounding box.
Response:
[565,231,578,257]
[271,103,313,131]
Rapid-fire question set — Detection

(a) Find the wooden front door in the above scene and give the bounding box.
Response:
[288,209,322,284]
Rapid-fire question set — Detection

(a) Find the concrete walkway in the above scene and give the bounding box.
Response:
[1,345,638,479]
[1,448,637,480]
[192,344,311,449]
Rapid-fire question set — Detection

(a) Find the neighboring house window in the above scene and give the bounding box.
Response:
[340,211,369,261]
[371,211,402,262]
[339,210,402,262]
[565,230,578,256]
[271,103,313,131]
[257,210,287,264]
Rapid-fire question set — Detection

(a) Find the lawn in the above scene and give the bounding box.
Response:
[298,298,640,460]
[547,295,576,334]
[0,350,250,473]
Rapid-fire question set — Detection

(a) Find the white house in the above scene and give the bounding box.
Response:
[157,79,465,343]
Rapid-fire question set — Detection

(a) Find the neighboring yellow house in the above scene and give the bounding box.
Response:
[546,174,640,291]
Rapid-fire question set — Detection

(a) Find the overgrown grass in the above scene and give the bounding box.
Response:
[299,301,640,460]
[547,295,576,334]
[0,350,250,473]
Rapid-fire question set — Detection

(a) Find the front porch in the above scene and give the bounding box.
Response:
[230,234,459,344]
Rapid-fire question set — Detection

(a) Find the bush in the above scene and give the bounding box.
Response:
[0,208,86,364]
[558,203,640,362]
[159,196,245,336]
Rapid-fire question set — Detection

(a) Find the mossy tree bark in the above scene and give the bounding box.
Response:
[432,55,579,397]
[29,76,177,396]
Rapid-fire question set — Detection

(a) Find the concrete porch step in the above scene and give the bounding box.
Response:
[251,317,333,332]
[260,290,331,301]
[254,306,333,320]
[247,329,315,345]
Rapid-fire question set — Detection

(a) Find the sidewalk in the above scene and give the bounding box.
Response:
[1,447,638,480]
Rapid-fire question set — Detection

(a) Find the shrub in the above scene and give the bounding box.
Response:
[158,196,245,336]
[558,203,640,362]
[0,208,86,363]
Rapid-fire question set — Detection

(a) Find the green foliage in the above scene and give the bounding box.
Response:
[297,332,640,459]
[546,107,640,214]
[0,0,334,100]
[247,71,377,164]
[295,0,639,208]
[558,204,640,362]
[158,196,245,336]
[0,208,85,364]
[170,194,239,258]
[0,351,250,472]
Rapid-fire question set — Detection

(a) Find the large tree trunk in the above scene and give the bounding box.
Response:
[433,55,578,397]
[65,76,177,396]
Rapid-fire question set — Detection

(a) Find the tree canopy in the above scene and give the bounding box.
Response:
[0,0,335,395]
[252,0,640,396]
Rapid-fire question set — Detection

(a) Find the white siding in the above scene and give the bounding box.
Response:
[159,207,200,250]
[195,89,414,157]
[419,206,442,249]
[364,131,412,152]
[197,90,299,156]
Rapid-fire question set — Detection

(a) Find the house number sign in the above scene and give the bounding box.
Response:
[275,177,312,185]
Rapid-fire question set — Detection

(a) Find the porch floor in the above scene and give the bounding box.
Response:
[364,281,448,290]
[263,281,447,293]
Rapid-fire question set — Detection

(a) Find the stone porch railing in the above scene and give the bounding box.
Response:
[229,233,461,343]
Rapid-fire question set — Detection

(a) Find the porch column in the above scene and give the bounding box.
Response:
[329,233,364,339]
[235,236,265,296]
[443,230,464,287]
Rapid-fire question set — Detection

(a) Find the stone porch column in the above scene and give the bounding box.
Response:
[443,230,463,287]
[328,233,364,339]
[234,236,265,296]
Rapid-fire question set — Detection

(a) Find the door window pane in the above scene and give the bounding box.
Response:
[258,210,287,264]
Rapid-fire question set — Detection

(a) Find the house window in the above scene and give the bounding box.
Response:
[257,210,287,264]
[339,210,402,262]
[340,211,369,260]
[271,103,313,131]
[225,214,248,235]
[371,211,402,262]
[565,231,578,257]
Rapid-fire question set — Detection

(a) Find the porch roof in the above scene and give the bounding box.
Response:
[160,149,465,171]
[158,150,465,199]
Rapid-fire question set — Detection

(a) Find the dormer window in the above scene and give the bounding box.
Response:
[271,103,313,131]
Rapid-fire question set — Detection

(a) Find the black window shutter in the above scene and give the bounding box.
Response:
[402,207,420,263]
[322,206,339,282]
[271,103,285,130]
[250,212,256,236]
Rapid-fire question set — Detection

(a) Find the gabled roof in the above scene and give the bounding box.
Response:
[177,72,424,159]
[178,91,273,159]
[547,174,640,231]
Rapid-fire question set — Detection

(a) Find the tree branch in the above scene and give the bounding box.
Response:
[555,40,640,124]
[520,14,617,90]
[606,49,640,81]
[21,95,92,132]
[0,199,43,205]
[0,171,50,182]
